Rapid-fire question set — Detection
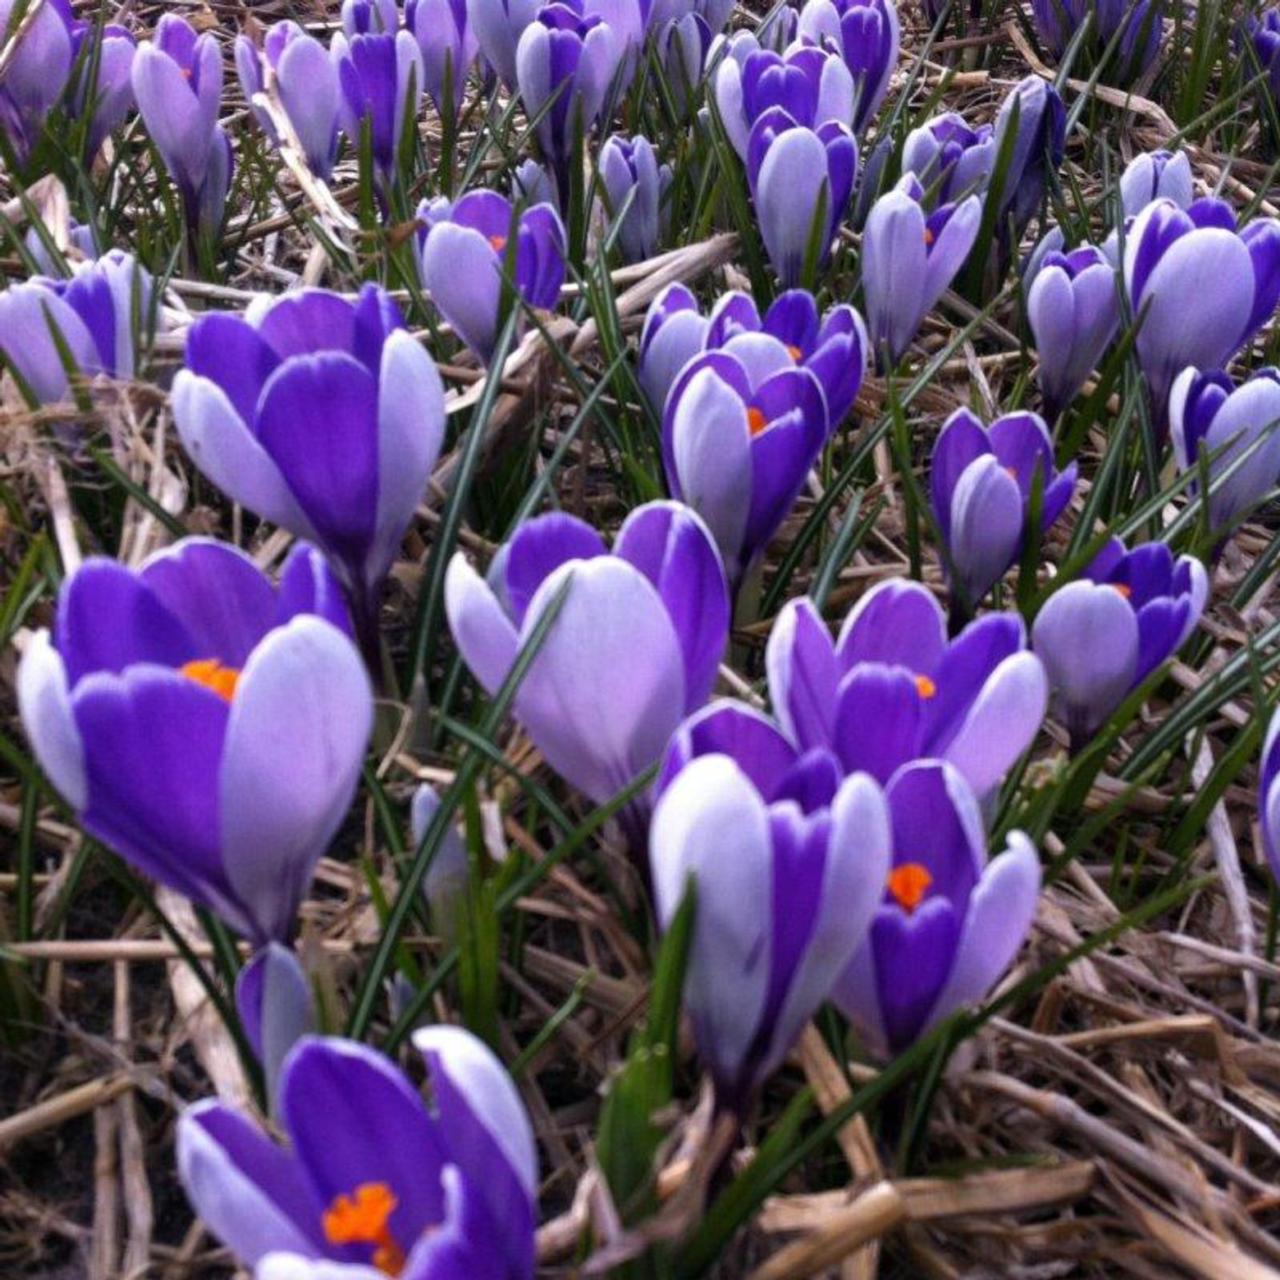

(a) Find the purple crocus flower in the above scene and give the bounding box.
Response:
[513,156,560,209]
[598,133,671,263]
[0,250,152,404]
[650,748,889,1115]
[131,14,231,236]
[1247,8,1280,101]
[655,12,712,117]
[178,1030,537,1278]
[0,0,75,164]
[235,942,315,1109]
[663,347,829,582]
[931,409,1078,611]
[766,579,1048,799]
[901,112,995,206]
[991,76,1065,237]
[171,285,446,650]
[1259,707,1280,885]
[1032,0,1161,82]
[468,0,544,88]
[69,20,137,159]
[1026,244,1121,420]
[23,217,99,274]
[1170,365,1280,539]
[331,26,424,188]
[795,0,899,133]
[637,282,711,413]
[343,0,402,34]
[418,188,566,363]
[1119,148,1192,219]
[16,539,370,945]
[833,760,1040,1058]
[746,108,858,288]
[862,176,981,365]
[1032,535,1209,749]
[446,501,729,832]
[1123,197,1280,427]
[236,23,342,181]
[515,2,621,201]
[407,0,481,113]
[411,783,470,943]
[713,41,853,160]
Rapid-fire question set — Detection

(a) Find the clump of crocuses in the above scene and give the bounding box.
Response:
[17,539,371,946]
[1032,536,1208,750]
[179,1029,538,1277]
[1032,0,1162,84]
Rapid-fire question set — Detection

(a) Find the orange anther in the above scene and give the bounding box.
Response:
[323,1183,405,1276]
[180,659,240,701]
[886,862,933,913]
[747,406,768,436]
[914,674,937,699]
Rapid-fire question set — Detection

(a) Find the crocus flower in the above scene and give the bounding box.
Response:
[1032,535,1209,748]
[235,942,315,1108]
[16,539,370,945]
[651,749,889,1114]
[833,760,1040,1058]
[171,285,446,648]
[469,0,544,88]
[862,176,981,365]
[70,21,137,159]
[332,27,424,187]
[655,12,712,116]
[638,283,710,414]
[418,189,566,363]
[1026,244,1121,420]
[713,41,853,160]
[512,157,560,210]
[131,15,230,235]
[1170,365,1280,539]
[0,250,152,404]
[343,0,402,34]
[1032,0,1161,81]
[1259,707,1280,885]
[747,108,858,288]
[446,501,729,833]
[991,76,1065,238]
[663,347,829,582]
[0,0,74,164]
[411,784,470,943]
[1123,197,1280,427]
[1119,148,1192,219]
[901,111,995,206]
[598,133,671,263]
[236,23,342,181]
[178,1030,537,1278]
[24,218,99,274]
[930,409,1078,610]
[407,0,481,113]
[765,580,1048,800]
[515,2,621,201]
[795,0,899,132]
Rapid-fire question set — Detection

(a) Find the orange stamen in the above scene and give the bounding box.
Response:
[886,862,933,913]
[747,406,768,436]
[786,344,803,362]
[923,226,935,246]
[488,233,507,251]
[914,674,937,699]
[180,658,240,701]
[323,1183,406,1277]
[1111,583,1132,599]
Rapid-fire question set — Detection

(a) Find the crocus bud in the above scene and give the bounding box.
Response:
[0,0,75,163]
[1026,244,1121,420]
[70,21,137,159]
[862,176,980,365]
[178,1030,537,1277]
[598,133,671,262]
[1170,365,1280,540]
[513,157,560,209]
[664,348,829,582]
[747,109,858,288]
[407,0,480,113]
[638,283,710,414]
[24,217,99,274]
[172,286,446,642]
[833,761,1040,1058]
[901,111,995,206]
[1247,9,1280,104]
[17,541,371,944]
[655,12,711,116]
[991,75,1065,237]
[1119,149,1192,219]
[236,23,342,180]
[1123,197,1280,429]
[411,783,470,943]
[651,750,889,1114]
[795,0,899,132]
[446,502,730,838]
[235,943,314,1112]
[332,28,425,187]
[469,0,544,87]
[342,0,401,34]
[418,188,566,363]
[930,408,1078,610]
[1259,707,1280,884]
[1032,536,1208,749]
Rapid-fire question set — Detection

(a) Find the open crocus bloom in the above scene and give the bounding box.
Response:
[445,501,729,829]
[1032,535,1209,749]
[930,408,1078,609]
[17,540,371,945]
[178,1029,537,1279]
[832,760,1040,1058]
[795,0,899,132]
[651,748,888,1114]
[171,285,445,643]
[766,579,1047,800]
[662,347,829,583]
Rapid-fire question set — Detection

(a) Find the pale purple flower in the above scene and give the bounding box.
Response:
[1031,0,1162,81]
[407,0,481,112]
[901,111,995,206]
[332,27,425,185]
[343,0,402,34]
[655,12,712,116]
[0,0,75,163]
[70,20,137,158]
[991,75,1065,237]
[637,282,710,413]
[235,943,315,1109]
[598,133,671,262]
[795,0,899,132]
[1259,706,1280,884]
[468,0,545,88]
[1119,148,1192,219]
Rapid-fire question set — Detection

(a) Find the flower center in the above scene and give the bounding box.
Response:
[1111,583,1132,599]
[747,406,768,436]
[923,226,935,247]
[180,658,240,701]
[323,1182,406,1277]
[886,862,933,914]
[488,233,507,252]
[914,674,937,699]
[786,344,803,362]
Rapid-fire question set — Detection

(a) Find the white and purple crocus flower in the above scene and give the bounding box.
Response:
[598,133,671,263]
[17,539,371,946]
[407,0,481,116]
[832,759,1040,1058]
[418,189,566,363]
[171,285,446,658]
[795,0,899,133]
[446,501,730,839]
[1033,536,1209,750]
[1258,707,1280,887]
[179,1029,537,1279]
[1119,148,1193,219]
[901,112,995,206]
[991,76,1065,240]
[1031,0,1162,82]
[930,408,1078,612]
